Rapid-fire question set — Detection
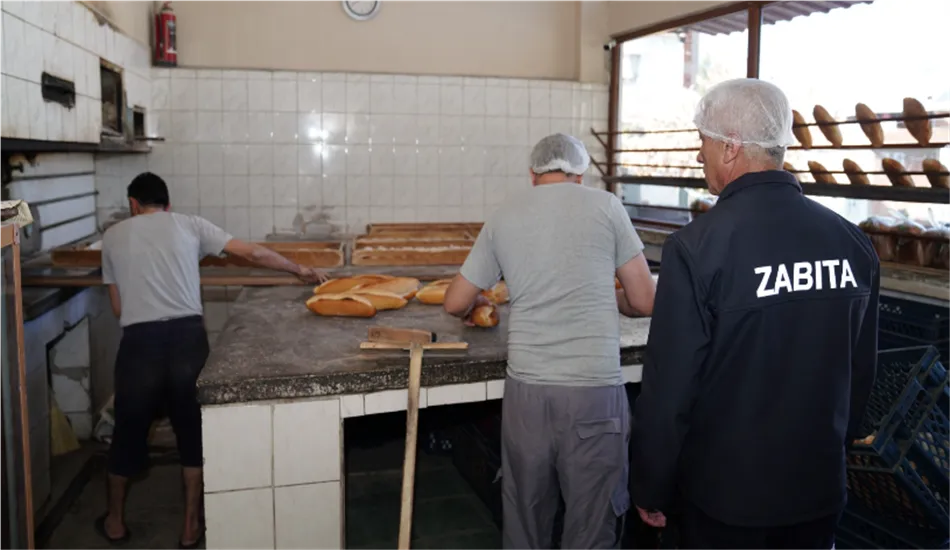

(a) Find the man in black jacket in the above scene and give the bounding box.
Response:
[630,79,879,549]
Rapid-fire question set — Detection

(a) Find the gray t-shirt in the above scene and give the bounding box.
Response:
[460,182,644,386]
[102,212,232,327]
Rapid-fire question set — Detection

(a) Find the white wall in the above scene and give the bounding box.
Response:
[127,68,609,238]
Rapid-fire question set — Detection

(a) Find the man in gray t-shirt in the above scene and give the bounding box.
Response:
[97,173,326,547]
[444,135,656,549]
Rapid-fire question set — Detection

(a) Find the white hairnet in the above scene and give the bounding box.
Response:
[530,133,591,175]
[693,78,796,149]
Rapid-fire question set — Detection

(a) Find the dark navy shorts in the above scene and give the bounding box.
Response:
[108,315,209,477]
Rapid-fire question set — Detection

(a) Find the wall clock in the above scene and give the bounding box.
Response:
[342,1,381,21]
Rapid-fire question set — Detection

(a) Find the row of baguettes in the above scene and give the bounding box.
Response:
[786,158,949,188]
[793,98,937,148]
[858,217,949,270]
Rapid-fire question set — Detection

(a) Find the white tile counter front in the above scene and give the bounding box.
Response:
[201,367,645,549]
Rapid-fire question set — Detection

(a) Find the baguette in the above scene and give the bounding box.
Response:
[348,289,408,311]
[808,161,837,184]
[783,162,801,181]
[471,304,499,328]
[359,277,421,300]
[416,281,451,305]
[842,159,870,186]
[813,105,842,147]
[791,110,812,149]
[855,103,884,147]
[903,97,932,145]
[922,159,949,189]
[481,281,509,304]
[306,294,376,317]
[314,274,393,295]
[882,158,915,187]
[615,278,622,289]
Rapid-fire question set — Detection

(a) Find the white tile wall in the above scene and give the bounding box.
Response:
[150,69,608,238]
[272,399,341,486]
[426,382,487,407]
[205,488,275,550]
[1,1,151,143]
[202,403,273,492]
[274,483,341,550]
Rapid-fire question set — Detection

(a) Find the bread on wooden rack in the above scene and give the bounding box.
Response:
[306,294,376,317]
[348,290,408,311]
[922,159,949,189]
[471,304,500,328]
[842,159,870,186]
[792,110,812,149]
[416,280,452,305]
[808,160,837,184]
[783,162,801,181]
[813,105,843,147]
[881,158,915,187]
[314,275,393,295]
[903,97,932,145]
[855,103,884,147]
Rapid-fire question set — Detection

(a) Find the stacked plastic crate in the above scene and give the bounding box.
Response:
[878,296,950,363]
[839,346,950,549]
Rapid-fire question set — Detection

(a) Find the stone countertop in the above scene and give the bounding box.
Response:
[196,286,651,405]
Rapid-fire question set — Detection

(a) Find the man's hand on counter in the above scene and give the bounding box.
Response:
[296,267,329,284]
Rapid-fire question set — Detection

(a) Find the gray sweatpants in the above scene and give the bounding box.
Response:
[501,377,631,549]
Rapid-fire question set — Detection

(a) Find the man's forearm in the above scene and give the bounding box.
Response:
[617,289,640,317]
[245,245,303,275]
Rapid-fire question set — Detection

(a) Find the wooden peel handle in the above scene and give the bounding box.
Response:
[360,342,469,350]
[398,344,425,549]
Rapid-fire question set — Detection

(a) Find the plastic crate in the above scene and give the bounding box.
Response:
[847,445,949,533]
[855,347,943,450]
[836,500,949,549]
[880,297,950,344]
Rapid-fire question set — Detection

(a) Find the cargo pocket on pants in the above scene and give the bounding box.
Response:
[575,418,629,518]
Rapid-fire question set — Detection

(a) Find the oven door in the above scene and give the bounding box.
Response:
[2,224,35,549]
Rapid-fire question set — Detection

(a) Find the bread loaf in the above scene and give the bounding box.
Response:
[615,278,622,289]
[359,277,421,300]
[471,304,499,328]
[415,280,451,305]
[842,159,869,186]
[922,159,949,189]
[813,105,843,147]
[921,227,950,269]
[791,110,812,149]
[349,290,408,311]
[481,281,509,304]
[894,221,931,267]
[306,294,376,317]
[314,275,393,295]
[855,103,884,147]
[808,161,837,184]
[858,217,899,262]
[903,97,932,145]
[882,158,915,187]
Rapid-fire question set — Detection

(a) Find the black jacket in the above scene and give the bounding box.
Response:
[631,170,879,527]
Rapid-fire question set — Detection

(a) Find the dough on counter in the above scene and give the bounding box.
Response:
[471,304,499,328]
[481,281,509,304]
[349,289,408,311]
[855,103,884,147]
[882,158,915,187]
[842,159,870,186]
[903,97,932,145]
[813,105,843,147]
[314,274,393,294]
[808,160,837,184]
[416,280,452,305]
[359,277,421,300]
[306,294,376,317]
[922,159,949,189]
[792,110,812,149]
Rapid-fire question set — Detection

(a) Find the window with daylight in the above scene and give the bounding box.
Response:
[760,0,950,225]
[616,13,749,223]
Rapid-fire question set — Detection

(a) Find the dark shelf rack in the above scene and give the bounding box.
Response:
[603,175,950,204]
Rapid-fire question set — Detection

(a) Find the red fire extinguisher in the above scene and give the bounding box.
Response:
[154,2,177,67]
